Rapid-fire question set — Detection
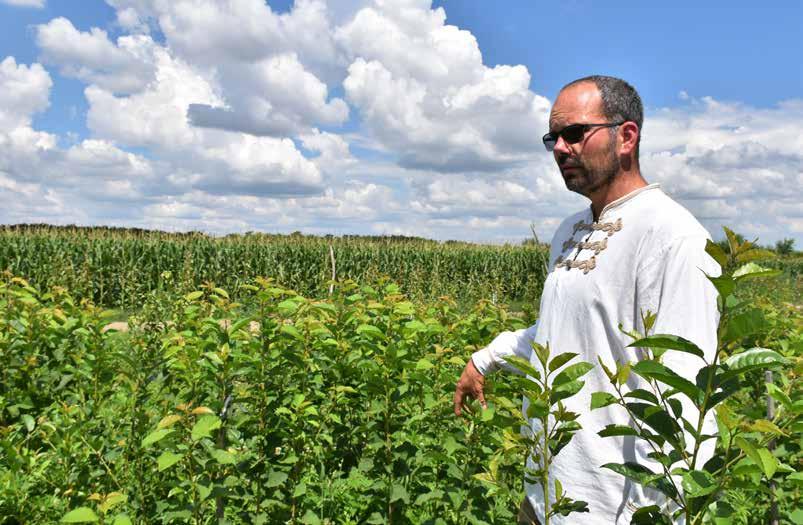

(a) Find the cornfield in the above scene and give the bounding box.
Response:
[0,225,549,310]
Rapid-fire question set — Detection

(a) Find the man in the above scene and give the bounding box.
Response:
[453,76,720,524]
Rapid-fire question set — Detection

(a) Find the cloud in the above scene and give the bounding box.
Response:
[3,2,800,247]
[339,3,550,172]
[0,57,52,131]
[81,44,326,198]
[35,17,157,94]
[0,0,44,7]
[642,95,803,243]
[84,45,222,148]
[188,53,348,137]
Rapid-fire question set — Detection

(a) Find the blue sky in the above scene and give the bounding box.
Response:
[0,0,801,245]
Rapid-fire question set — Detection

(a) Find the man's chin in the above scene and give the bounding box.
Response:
[562,174,589,195]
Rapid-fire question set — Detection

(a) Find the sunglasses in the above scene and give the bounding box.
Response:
[542,122,624,152]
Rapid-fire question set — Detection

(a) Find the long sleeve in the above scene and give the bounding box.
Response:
[634,234,721,470]
[470,321,539,376]
[638,235,720,375]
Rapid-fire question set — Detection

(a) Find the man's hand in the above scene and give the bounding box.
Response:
[453,358,487,416]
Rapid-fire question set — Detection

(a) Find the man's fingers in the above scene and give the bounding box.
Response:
[453,387,464,416]
[454,361,488,417]
[476,387,487,410]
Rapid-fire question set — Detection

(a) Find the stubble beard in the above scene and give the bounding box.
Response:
[562,146,620,198]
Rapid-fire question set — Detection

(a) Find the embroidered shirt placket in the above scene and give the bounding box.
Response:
[555,217,623,274]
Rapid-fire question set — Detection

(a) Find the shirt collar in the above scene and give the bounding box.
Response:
[594,183,661,220]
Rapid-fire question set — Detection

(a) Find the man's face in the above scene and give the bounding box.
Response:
[548,83,619,197]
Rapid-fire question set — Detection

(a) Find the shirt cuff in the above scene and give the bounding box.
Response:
[471,347,496,376]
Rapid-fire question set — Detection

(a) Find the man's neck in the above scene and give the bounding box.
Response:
[589,170,648,221]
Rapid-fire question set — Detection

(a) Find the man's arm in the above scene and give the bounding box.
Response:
[453,322,538,415]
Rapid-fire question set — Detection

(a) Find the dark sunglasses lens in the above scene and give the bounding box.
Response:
[561,124,586,144]
[542,134,556,151]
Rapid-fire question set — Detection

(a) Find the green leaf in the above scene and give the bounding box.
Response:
[627,403,681,445]
[615,362,631,386]
[705,239,728,269]
[723,227,740,254]
[757,448,778,479]
[706,501,735,525]
[141,428,172,448]
[390,483,409,504]
[190,415,221,442]
[735,437,777,479]
[590,392,617,410]
[196,483,212,501]
[414,488,445,505]
[548,352,578,373]
[597,356,614,382]
[527,398,549,419]
[631,505,673,525]
[682,469,718,498]
[765,383,792,410]
[624,389,659,405]
[480,404,495,422]
[277,298,300,315]
[157,451,183,471]
[552,362,593,388]
[706,274,735,300]
[98,493,127,514]
[111,515,133,525]
[184,291,203,301]
[266,470,288,488]
[356,324,384,340]
[211,449,236,464]
[629,334,705,359]
[532,341,550,368]
[787,472,803,485]
[747,419,786,436]
[631,360,703,404]
[299,510,321,525]
[733,262,781,279]
[392,301,415,315]
[723,309,769,343]
[601,462,677,498]
[506,355,541,380]
[228,317,252,334]
[21,414,35,432]
[714,413,731,450]
[598,425,638,438]
[280,324,303,340]
[723,348,788,375]
[415,358,434,371]
[61,508,99,523]
[550,380,585,404]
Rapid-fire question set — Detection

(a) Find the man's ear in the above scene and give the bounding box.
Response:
[618,121,640,156]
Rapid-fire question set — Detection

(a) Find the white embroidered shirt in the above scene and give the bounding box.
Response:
[472,184,720,524]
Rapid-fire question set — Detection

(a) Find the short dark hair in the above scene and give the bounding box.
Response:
[563,75,643,152]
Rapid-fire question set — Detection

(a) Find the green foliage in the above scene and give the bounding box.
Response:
[0,224,549,311]
[592,230,802,525]
[774,238,795,256]
[0,223,799,524]
[498,345,593,524]
[0,273,529,523]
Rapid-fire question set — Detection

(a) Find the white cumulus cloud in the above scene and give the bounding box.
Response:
[35,17,157,94]
[0,0,44,7]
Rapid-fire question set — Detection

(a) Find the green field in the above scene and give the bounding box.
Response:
[0,226,800,524]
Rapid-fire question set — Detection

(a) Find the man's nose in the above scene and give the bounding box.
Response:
[553,134,572,157]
